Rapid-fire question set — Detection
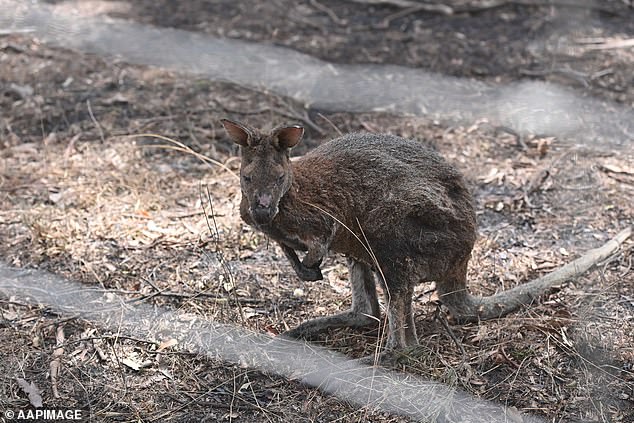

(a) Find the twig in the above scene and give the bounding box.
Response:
[494,125,527,150]
[498,346,521,369]
[202,185,246,324]
[309,0,349,25]
[152,290,262,304]
[63,133,81,163]
[519,67,590,88]
[590,68,614,80]
[138,277,263,304]
[219,105,272,116]
[316,113,343,136]
[578,38,634,51]
[220,99,324,134]
[345,0,452,12]
[455,0,626,15]
[375,3,453,28]
[355,218,390,364]
[346,0,627,16]
[39,314,81,328]
[49,325,65,398]
[275,100,324,135]
[0,43,27,54]
[86,99,105,143]
[435,305,466,357]
[129,133,239,180]
[469,227,633,320]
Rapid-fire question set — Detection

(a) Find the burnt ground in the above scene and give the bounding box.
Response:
[1,1,633,422]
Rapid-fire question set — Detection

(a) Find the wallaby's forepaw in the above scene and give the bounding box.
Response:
[295,264,323,281]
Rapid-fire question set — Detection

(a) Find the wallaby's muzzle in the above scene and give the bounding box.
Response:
[250,192,278,224]
[251,204,278,225]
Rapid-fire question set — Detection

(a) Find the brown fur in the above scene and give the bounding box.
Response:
[222,119,482,349]
[220,119,624,350]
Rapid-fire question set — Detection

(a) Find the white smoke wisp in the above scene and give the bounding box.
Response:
[1,0,632,147]
[0,264,545,423]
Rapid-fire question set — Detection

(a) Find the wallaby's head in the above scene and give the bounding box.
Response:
[221,119,304,225]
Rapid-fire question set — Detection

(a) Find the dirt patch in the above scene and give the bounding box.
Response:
[92,0,634,104]
[1,2,634,422]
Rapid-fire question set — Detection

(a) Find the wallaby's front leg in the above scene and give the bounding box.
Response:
[280,243,323,281]
[284,259,380,340]
[301,242,327,269]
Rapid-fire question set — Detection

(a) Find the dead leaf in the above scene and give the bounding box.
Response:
[16,378,43,408]
[136,209,151,218]
[48,190,63,204]
[242,307,258,319]
[103,92,130,105]
[157,338,178,352]
[120,357,142,371]
[481,167,504,184]
[599,163,634,175]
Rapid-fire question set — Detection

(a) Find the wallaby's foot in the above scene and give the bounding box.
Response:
[282,310,379,341]
[357,345,433,368]
[382,283,418,350]
[356,350,406,367]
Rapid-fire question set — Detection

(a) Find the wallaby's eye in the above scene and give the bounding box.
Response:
[276,175,285,185]
[242,175,252,183]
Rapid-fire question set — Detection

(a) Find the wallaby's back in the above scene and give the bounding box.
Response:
[290,133,477,277]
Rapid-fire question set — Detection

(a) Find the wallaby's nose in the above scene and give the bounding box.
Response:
[256,193,272,209]
[252,193,277,225]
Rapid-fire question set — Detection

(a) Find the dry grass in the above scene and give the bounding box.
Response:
[1,28,633,422]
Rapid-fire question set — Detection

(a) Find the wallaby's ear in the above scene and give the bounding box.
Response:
[221,119,251,147]
[274,125,304,149]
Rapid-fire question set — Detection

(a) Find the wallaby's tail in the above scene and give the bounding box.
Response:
[455,227,632,323]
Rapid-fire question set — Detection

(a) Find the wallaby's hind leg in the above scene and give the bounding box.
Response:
[403,283,417,346]
[284,259,380,340]
[383,282,417,349]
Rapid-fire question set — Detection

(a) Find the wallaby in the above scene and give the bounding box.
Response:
[220,118,631,350]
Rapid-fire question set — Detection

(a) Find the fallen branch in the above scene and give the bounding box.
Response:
[309,0,349,25]
[344,0,450,10]
[343,0,627,16]
[461,227,632,321]
[455,0,626,15]
[49,325,65,398]
[519,67,590,88]
[580,38,634,51]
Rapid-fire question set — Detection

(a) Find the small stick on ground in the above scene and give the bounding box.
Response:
[202,185,246,324]
[375,4,453,29]
[309,0,349,26]
[49,325,65,398]
[346,0,627,16]
[275,102,324,135]
[317,113,343,136]
[86,99,105,143]
[435,305,466,357]
[346,0,453,14]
